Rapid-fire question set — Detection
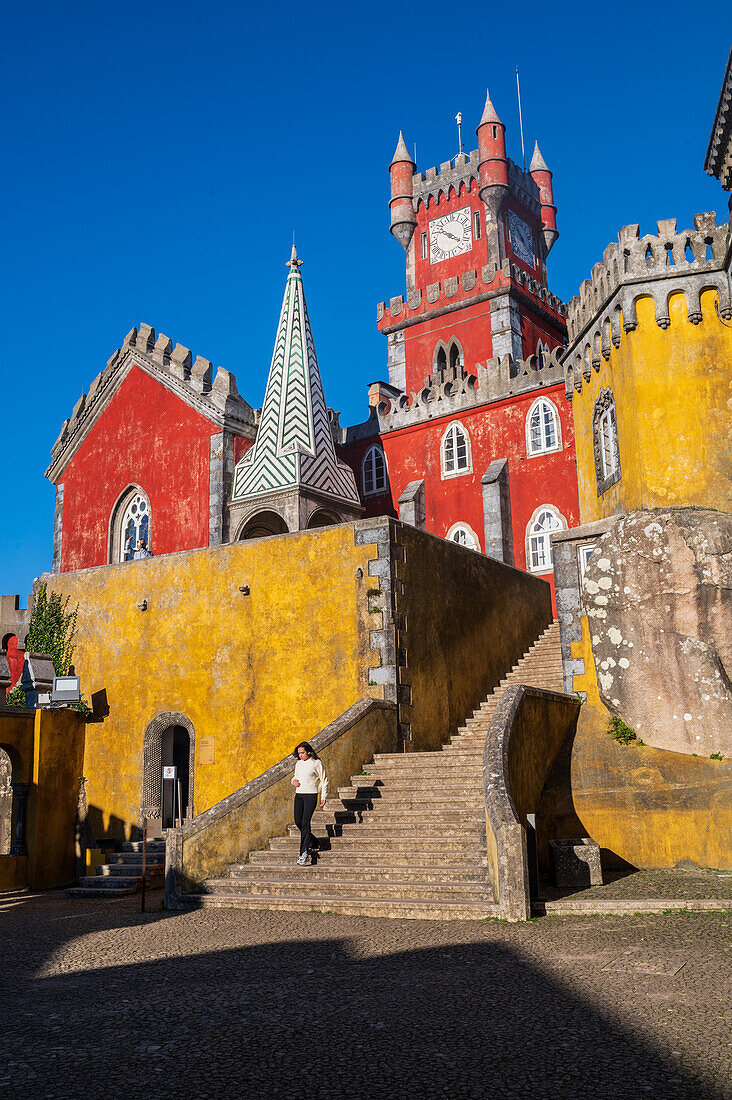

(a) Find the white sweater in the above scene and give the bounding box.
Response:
[293,757,328,801]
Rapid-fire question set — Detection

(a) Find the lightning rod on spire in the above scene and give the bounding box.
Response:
[455,111,463,158]
[516,67,526,171]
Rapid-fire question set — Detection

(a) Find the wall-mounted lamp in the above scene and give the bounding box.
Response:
[238,585,250,596]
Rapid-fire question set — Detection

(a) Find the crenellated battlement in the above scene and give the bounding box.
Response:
[46,323,256,482]
[566,213,732,341]
[412,149,540,218]
[369,346,566,433]
[564,213,732,399]
[377,261,566,332]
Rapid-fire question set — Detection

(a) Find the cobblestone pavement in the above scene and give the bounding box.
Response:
[542,866,732,902]
[1,889,730,1100]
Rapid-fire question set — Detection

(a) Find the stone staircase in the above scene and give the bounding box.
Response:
[66,839,166,898]
[184,622,563,920]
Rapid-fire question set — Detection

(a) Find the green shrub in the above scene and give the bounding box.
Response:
[609,715,643,746]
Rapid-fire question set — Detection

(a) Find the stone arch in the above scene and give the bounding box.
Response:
[141,712,195,822]
[307,509,342,530]
[108,483,151,563]
[238,511,289,540]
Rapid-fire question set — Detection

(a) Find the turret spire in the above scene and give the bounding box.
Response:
[389,130,417,252]
[286,242,303,271]
[529,141,549,173]
[478,89,502,128]
[390,130,415,168]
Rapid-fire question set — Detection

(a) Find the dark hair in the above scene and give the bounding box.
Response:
[292,741,318,760]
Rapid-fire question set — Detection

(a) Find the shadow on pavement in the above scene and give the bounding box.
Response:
[0,893,720,1099]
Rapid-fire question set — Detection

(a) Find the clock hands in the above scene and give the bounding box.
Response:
[439,229,461,243]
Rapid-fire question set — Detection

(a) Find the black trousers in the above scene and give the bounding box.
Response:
[294,793,318,856]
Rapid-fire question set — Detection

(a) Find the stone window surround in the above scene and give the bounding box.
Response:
[440,420,473,480]
[592,387,621,495]
[525,503,567,575]
[525,395,562,458]
[446,521,481,551]
[362,444,389,497]
[108,483,152,565]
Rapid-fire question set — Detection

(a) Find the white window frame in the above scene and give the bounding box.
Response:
[420,232,428,260]
[446,522,481,551]
[473,211,481,240]
[599,408,618,479]
[362,445,388,497]
[440,421,472,479]
[525,504,566,574]
[118,489,151,562]
[526,396,562,457]
[578,543,597,582]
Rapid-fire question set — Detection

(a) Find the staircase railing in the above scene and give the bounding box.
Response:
[165,697,397,907]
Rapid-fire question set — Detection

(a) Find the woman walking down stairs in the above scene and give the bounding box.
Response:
[185,622,564,920]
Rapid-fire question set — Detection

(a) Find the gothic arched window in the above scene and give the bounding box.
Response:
[526,397,561,456]
[435,345,447,373]
[592,388,621,495]
[362,445,388,496]
[526,505,565,573]
[449,341,462,371]
[446,522,480,551]
[441,422,472,478]
[110,486,152,563]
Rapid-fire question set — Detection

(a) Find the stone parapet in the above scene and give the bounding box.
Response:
[371,347,566,434]
[564,214,732,397]
[46,324,257,483]
[377,260,566,333]
[412,148,540,222]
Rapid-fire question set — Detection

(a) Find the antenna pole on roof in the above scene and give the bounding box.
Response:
[516,66,526,171]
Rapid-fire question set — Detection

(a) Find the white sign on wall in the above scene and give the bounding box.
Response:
[163,766,177,780]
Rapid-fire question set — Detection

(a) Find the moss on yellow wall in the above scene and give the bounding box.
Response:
[45,526,379,839]
[573,289,732,523]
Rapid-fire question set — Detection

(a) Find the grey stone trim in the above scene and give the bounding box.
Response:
[355,518,398,710]
[490,293,524,362]
[208,432,235,546]
[564,214,732,395]
[46,328,257,483]
[592,389,622,496]
[483,684,580,921]
[164,697,397,905]
[387,330,406,392]
[141,711,196,823]
[398,480,425,530]
[705,47,732,187]
[551,519,615,692]
[52,483,64,574]
[374,346,566,435]
[481,459,513,563]
[377,276,566,335]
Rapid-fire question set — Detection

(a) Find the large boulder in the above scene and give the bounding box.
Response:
[582,508,732,755]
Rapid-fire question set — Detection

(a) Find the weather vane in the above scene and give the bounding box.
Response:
[455,111,463,158]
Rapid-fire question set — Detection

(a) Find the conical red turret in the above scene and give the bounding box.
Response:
[476,90,508,209]
[389,132,417,252]
[530,141,558,255]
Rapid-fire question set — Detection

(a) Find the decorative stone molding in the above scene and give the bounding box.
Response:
[592,388,621,496]
[141,711,196,822]
[564,214,732,396]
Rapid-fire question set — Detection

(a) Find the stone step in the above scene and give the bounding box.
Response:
[287,821,483,839]
[373,751,483,762]
[121,840,167,853]
[226,863,489,884]
[268,835,483,853]
[202,877,493,902]
[335,791,483,808]
[249,848,486,868]
[67,885,139,899]
[107,851,165,866]
[311,807,481,824]
[344,778,483,792]
[181,893,500,921]
[96,864,164,878]
[361,761,483,775]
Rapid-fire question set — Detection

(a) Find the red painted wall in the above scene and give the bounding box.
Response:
[2,634,24,687]
[58,366,222,572]
[340,384,579,606]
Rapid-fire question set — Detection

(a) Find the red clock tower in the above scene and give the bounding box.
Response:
[339,90,579,606]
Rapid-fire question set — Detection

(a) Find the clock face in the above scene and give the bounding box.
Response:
[508,211,536,267]
[429,207,472,263]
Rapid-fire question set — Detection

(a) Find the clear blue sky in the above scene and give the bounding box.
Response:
[2,0,729,598]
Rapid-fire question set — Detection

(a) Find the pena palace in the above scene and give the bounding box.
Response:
[44,90,578,611]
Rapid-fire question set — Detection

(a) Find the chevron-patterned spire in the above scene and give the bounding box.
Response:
[232,251,360,507]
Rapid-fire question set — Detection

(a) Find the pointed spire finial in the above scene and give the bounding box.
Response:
[390,131,415,168]
[478,89,502,128]
[530,141,549,173]
[286,242,303,272]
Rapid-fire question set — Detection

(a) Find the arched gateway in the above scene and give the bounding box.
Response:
[141,712,195,831]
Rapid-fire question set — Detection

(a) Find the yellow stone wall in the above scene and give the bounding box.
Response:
[44,526,379,840]
[573,289,732,523]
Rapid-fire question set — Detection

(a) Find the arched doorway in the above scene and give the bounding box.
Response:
[239,511,289,539]
[141,712,195,833]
